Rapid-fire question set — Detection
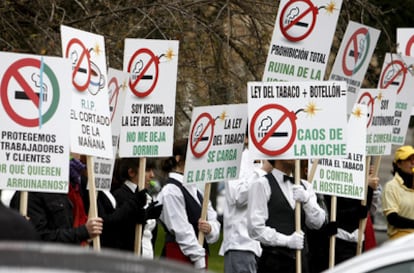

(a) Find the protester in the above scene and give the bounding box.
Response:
[219,133,272,273]
[0,194,39,241]
[247,159,326,273]
[300,159,330,273]
[364,164,381,251]
[10,157,103,245]
[382,145,414,240]
[157,138,221,270]
[322,165,378,266]
[111,157,162,254]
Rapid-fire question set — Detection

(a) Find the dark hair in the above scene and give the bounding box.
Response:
[146,158,157,170]
[161,138,188,173]
[118,158,139,182]
[267,160,276,167]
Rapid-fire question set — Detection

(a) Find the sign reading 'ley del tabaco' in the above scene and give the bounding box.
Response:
[248,80,348,160]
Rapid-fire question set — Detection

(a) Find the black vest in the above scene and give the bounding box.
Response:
[163,178,209,252]
[263,173,308,257]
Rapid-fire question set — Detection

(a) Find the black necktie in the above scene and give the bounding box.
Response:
[283,175,294,184]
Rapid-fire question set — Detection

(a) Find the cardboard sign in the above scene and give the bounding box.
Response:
[93,68,129,190]
[119,39,179,157]
[311,104,367,200]
[397,28,414,115]
[263,0,342,82]
[377,53,414,145]
[0,52,71,192]
[184,104,248,184]
[247,81,348,159]
[330,21,380,115]
[61,25,113,159]
[356,88,395,156]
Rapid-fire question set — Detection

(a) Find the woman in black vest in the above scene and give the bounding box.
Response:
[157,138,221,270]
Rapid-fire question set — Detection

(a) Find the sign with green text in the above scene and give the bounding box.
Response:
[377,53,414,145]
[0,52,71,193]
[311,104,367,200]
[93,68,129,190]
[397,28,414,116]
[119,39,179,157]
[262,0,342,82]
[356,88,395,156]
[247,81,348,160]
[184,104,247,184]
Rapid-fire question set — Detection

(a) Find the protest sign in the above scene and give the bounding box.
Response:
[247,81,348,160]
[311,103,368,200]
[356,88,395,156]
[377,53,414,145]
[0,53,71,193]
[119,39,178,157]
[93,68,129,190]
[330,21,380,115]
[183,104,248,184]
[263,0,342,82]
[61,25,113,159]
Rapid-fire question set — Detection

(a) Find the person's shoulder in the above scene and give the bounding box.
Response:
[0,203,39,241]
[384,177,401,189]
[159,181,183,196]
[113,184,131,194]
[251,174,270,187]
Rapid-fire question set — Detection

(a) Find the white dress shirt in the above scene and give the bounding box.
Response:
[247,168,325,247]
[219,148,263,257]
[157,172,221,268]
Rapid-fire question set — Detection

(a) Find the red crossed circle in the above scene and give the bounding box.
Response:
[65,38,91,92]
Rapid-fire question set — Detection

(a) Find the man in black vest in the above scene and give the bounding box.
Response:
[247,159,326,273]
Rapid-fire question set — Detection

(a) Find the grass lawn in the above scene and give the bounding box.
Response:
[154,224,224,273]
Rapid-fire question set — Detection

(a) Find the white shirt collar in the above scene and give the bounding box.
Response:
[169,172,184,183]
[125,180,137,192]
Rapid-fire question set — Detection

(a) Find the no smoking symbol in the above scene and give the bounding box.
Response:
[65,38,91,92]
[108,77,121,121]
[250,104,297,156]
[127,48,159,98]
[279,0,318,42]
[405,35,414,56]
[357,92,375,128]
[190,113,215,158]
[379,59,407,95]
[1,58,60,127]
[342,27,370,76]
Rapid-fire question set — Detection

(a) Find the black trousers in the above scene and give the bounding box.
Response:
[258,247,309,273]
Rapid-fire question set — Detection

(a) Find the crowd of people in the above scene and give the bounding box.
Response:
[2,140,414,273]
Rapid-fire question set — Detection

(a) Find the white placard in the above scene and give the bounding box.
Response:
[184,104,248,184]
[311,104,367,200]
[329,21,380,115]
[61,25,113,159]
[247,81,348,159]
[0,52,71,193]
[119,39,179,157]
[263,0,342,82]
